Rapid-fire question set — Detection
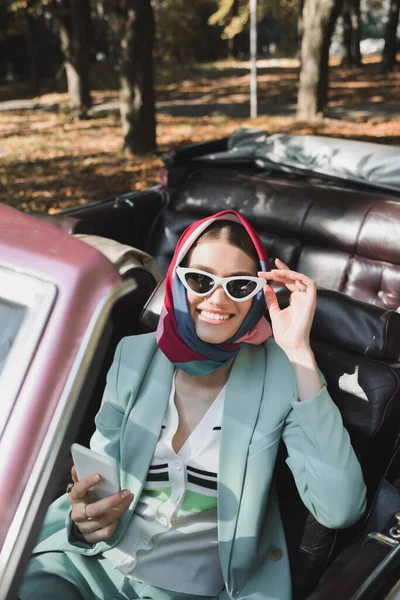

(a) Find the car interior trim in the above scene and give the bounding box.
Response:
[0,277,137,600]
[60,185,162,216]
[367,532,399,549]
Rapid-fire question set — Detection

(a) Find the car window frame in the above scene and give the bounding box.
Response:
[0,266,57,439]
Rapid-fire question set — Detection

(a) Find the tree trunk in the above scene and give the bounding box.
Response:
[351,0,362,67]
[58,0,92,118]
[105,0,156,154]
[341,0,362,67]
[25,10,39,95]
[341,3,353,66]
[228,35,240,59]
[228,0,240,58]
[298,0,304,39]
[381,0,400,72]
[296,0,343,122]
[297,0,304,58]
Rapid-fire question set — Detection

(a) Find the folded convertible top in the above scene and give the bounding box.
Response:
[165,129,400,195]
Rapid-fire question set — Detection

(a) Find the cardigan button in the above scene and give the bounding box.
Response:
[268,547,283,561]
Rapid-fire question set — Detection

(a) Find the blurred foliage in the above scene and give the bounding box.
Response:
[1,0,396,88]
[208,0,298,42]
[8,0,61,24]
[208,0,250,39]
[154,0,226,63]
[0,0,63,82]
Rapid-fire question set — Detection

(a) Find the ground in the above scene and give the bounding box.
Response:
[1,56,399,213]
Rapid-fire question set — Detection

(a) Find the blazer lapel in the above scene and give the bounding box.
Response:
[118,347,175,528]
[218,343,266,581]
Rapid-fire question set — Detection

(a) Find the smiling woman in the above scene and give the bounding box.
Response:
[156,212,271,373]
[181,240,261,344]
[18,210,366,600]
[176,220,267,344]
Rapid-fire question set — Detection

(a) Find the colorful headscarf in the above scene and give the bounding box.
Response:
[156,210,272,375]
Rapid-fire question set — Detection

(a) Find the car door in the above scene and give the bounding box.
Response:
[0,206,139,600]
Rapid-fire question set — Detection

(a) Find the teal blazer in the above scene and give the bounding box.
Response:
[33,333,366,600]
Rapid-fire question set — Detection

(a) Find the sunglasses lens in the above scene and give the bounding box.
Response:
[227,279,257,299]
[185,272,215,295]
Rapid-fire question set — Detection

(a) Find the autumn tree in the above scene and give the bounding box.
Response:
[25,1,39,93]
[8,0,92,118]
[55,0,92,118]
[270,0,298,56]
[155,0,223,63]
[6,0,41,93]
[341,0,362,67]
[101,0,156,155]
[296,0,343,121]
[381,0,400,72]
[298,0,304,39]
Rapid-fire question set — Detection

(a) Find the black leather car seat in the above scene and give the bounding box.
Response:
[147,168,400,311]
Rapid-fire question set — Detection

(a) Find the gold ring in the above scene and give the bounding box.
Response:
[66,482,74,494]
[82,505,94,521]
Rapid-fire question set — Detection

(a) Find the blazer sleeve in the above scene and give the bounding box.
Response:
[281,381,367,529]
[90,337,126,460]
[89,332,158,462]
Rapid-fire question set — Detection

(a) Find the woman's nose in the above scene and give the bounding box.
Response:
[208,284,229,305]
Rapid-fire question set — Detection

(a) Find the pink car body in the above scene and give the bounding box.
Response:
[0,204,135,599]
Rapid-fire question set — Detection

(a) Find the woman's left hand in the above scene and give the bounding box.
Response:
[258,258,316,355]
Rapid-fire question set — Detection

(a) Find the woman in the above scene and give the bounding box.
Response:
[19,210,366,600]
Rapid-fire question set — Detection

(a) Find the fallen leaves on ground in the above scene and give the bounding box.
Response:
[1,56,399,213]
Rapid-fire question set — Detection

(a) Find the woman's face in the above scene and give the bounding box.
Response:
[184,240,257,344]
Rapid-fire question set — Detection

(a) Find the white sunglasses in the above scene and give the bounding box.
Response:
[176,267,266,302]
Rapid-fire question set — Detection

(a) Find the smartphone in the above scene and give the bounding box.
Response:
[71,443,120,502]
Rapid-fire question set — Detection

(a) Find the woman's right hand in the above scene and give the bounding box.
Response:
[68,466,134,544]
